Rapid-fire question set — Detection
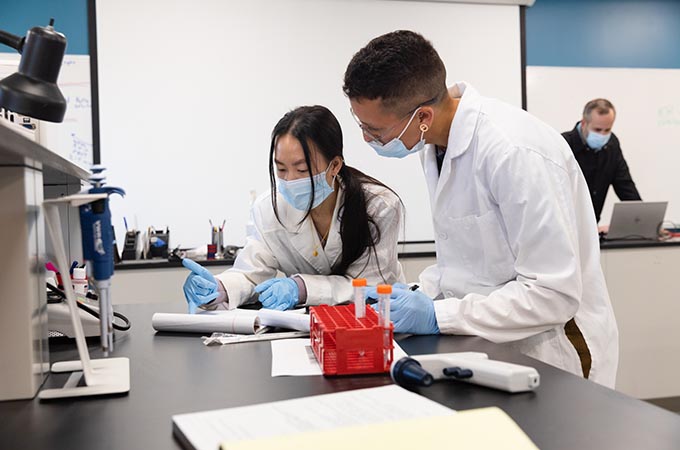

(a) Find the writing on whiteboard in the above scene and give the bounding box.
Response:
[65,96,92,110]
[70,132,93,166]
[657,105,680,127]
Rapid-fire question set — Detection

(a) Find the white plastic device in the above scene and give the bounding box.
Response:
[412,352,540,393]
[48,301,101,338]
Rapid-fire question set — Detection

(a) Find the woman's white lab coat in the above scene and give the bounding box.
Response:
[419,83,619,387]
[215,180,405,308]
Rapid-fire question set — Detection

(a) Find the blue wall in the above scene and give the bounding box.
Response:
[526,0,680,69]
[0,0,88,55]
[4,1,680,67]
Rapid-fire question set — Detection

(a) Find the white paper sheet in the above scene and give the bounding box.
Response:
[271,338,322,376]
[257,309,310,332]
[151,310,260,334]
[202,331,310,346]
[270,338,409,377]
[172,385,455,450]
[393,340,409,361]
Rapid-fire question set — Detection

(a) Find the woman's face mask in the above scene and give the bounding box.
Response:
[277,162,335,210]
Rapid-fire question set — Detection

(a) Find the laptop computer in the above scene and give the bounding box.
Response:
[604,201,668,241]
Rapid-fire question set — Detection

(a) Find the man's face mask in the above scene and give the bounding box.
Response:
[366,107,427,159]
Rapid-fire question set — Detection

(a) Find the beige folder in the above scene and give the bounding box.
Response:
[221,406,538,450]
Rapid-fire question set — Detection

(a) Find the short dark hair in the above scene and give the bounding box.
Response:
[343,30,447,115]
[583,99,615,121]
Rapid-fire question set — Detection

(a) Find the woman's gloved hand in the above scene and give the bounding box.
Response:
[182,258,224,314]
[254,278,299,311]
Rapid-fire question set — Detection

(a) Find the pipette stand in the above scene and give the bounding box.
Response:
[39,194,130,399]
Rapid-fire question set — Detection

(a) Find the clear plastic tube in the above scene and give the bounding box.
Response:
[352,278,367,319]
[377,284,392,369]
[377,284,391,327]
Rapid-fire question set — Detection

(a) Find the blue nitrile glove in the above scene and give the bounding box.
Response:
[371,286,439,335]
[365,282,409,301]
[254,278,299,311]
[182,258,220,314]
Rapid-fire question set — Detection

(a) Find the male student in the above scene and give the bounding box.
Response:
[344,31,618,387]
[562,99,641,225]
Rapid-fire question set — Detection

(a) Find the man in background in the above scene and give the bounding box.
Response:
[562,99,641,227]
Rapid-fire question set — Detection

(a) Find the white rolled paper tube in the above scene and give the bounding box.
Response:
[151,312,260,334]
[257,309,310,332]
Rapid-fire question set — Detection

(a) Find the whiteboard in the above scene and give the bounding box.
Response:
[527,66,680,225]
[0,53,93,169]
[95,0,522,249]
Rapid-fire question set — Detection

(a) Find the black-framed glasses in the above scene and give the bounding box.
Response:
[350,94,440,144]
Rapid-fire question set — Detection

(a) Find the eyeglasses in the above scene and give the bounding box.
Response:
[350,95,439,144]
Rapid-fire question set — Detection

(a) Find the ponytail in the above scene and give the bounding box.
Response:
[333,165,400,278]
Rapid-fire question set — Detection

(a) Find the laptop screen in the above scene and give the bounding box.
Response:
[606,201,668,240]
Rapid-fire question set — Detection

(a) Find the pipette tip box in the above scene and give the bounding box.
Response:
[310,304,393,376]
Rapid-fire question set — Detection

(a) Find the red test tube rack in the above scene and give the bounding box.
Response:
[310,304,394,376]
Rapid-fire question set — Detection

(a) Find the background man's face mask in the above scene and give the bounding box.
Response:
[586,130,611,151]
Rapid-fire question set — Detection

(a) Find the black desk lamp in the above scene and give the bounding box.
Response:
[0,19,67,123]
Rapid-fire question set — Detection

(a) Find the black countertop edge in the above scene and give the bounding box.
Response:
[115,257,236,270]
[113,240,680,271]
[114,251,433,270]
[600,239,680,250]
[397,251,437,259]
[395,240,680,256]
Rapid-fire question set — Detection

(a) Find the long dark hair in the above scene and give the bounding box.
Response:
[269,105,399,276]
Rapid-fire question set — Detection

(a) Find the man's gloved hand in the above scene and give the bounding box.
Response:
[254,278,299,311]
[368,285,439,335]
[182,258,221,314]
[365,282,408,301]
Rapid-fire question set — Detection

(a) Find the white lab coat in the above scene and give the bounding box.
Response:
[420,83,619,387]
[215,180,405,308]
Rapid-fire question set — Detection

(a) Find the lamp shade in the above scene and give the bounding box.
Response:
[0,72,66,122]
[0,23,67,122]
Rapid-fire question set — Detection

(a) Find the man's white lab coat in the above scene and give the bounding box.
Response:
[420,83,619,387]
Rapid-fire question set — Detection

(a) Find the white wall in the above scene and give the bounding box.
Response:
[95,0,523,249]
[527,66,680,226]
[601,246,680,399]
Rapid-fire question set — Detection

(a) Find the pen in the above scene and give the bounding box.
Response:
[221,220,225,231]
[124,216,129,231]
